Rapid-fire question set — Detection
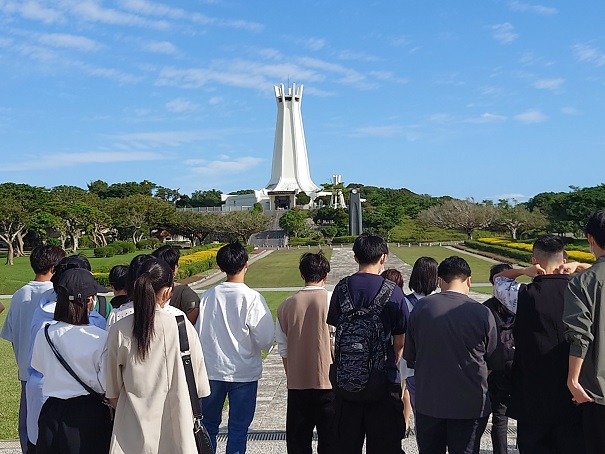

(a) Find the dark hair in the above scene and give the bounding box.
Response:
[127,254,154,297]
[533,234,565,261]
[132,258,174,360]
[151,245,180,270]
[216,242,248,275]
[109,265,129,291]
[381,269,404,289]
[438,256,472,283]
[585,210,605,249]
[353,233,388,265]
[54,290,90,325]
[299,252,330,283]
[51,255,91,290]
[409,257,439,296]
[30,245,66,275]
[489,263,513,284]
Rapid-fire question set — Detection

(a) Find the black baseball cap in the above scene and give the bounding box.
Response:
[51,256,107,293]
[55,268,102,304]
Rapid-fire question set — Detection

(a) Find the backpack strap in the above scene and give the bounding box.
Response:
[97,295,107,318]
[337,277,355,314]
[176,315,203,420]
[369,279,396,315]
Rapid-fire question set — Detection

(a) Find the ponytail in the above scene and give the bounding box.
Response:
[130,258,174,360]
[132,271,156,360]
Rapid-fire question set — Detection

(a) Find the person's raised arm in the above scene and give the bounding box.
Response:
[558,262,592,275]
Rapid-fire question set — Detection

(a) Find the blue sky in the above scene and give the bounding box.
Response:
[0,0,603,202]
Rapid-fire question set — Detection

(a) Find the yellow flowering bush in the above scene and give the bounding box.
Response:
[477,238,595,263]
[179,248,221,266]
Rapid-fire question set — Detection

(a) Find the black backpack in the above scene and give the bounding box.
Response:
[330,277,396,401]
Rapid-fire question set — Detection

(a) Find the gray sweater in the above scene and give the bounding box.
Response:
[564,255,605,405]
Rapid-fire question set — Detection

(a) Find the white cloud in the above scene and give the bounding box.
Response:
[38,33,99,52]
[508,1,558,15]
[301,37,326,51]
[257,48,282,60]
[493,193,527,201]
[338,50,379,62]
[145,41,177,55]
[429,113,452,124]
[208,96,222,105]
[560,107,580,115]
[573,44,605,66]
[187,156,263,175]
[515,109,547,123]
[112,130,232,147]
[63,0,170,29]
[465,113,507,124]
[533,78,564,90]
[2,1,66,24]
[351,125,402,138]
[490,23,518,44]
[368,70,408,84]
[0,151,163,171]
[165,98,198,113]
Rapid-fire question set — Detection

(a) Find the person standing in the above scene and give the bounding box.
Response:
[328,233,408,454]
[196,242,274,454]
[483,263,515,454]
[493,235,585,453]
[31,268,111,454]
[564,210,605,454]
[404,256,499,454]
[0,245,65,453]
[276,251,335,454]
[105,257,210,453]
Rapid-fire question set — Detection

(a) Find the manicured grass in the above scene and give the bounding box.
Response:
[390,245,494,283]
[0,299,20,439]
[0,249,144,295]
[259,291,296,319]
[245,248,332,288]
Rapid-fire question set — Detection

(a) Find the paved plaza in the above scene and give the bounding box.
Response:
[1,246,519,454]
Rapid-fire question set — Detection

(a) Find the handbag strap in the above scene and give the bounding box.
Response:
[44,324,106,403]
[176,315,203,419]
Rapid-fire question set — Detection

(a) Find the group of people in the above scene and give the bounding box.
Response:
[1,210,605,454]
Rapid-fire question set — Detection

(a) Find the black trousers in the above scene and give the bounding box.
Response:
[488,386,509,454]
[37,395,112,454]
[517,412,585,454]
[333,383,404,454]
[416,412,488,454]
[582,402,605,454]
[286,389,336,454]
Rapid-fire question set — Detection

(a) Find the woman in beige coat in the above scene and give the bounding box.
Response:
[106,257,210,453]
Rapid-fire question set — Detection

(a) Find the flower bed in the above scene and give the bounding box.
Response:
[475,238,595,263]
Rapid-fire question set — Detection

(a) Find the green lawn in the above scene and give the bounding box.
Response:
[0,299,19,439]
[390,245,496,283]
[244,248,332,288]
[0,250,144,295]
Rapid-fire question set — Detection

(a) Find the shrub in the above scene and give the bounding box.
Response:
[288,237,322,246]
[109,240,136,254]
[46,238,62,247]
[94,246,116,258]
[136,239,160,250]
[332,236,358,244]
[93,273,110,286]
[465,240,533,263]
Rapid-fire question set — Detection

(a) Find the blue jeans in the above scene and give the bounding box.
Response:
[201,380,258,454]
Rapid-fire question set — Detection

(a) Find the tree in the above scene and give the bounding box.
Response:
[363,205,404,240]
[418,199,496,239]
[279,210,308,237]
[219,211,270,243]
[191,189,223,207]
[296,191,311,206]
[228,189,255,195]
[110,195,175,243]
[154,186,182,204]
[0,183,48,264]
[170,211,219,246]
[496,202,547,239]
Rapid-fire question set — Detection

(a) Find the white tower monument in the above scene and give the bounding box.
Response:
[264,83,320,209]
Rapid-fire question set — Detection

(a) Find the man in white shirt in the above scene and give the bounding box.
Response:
[0,245,65,453]
[196,242,274,454]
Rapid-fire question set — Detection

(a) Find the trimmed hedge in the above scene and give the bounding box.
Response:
[332,236,358,244]
[136,238,160,250]
[93,246,116,258]
[108,241,136,254]
[288,237,321,246]
[465,240,533,263]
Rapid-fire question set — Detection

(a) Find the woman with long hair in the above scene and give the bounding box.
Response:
[31,268,112,454]
[105,257,210,453]
[402,256,439,435]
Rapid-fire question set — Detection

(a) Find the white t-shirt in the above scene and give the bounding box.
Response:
[0,281,54,380]
[196,282,274,382]
[31,321,108,399]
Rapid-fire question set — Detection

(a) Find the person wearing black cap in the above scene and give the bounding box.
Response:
[31,268,112,454]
